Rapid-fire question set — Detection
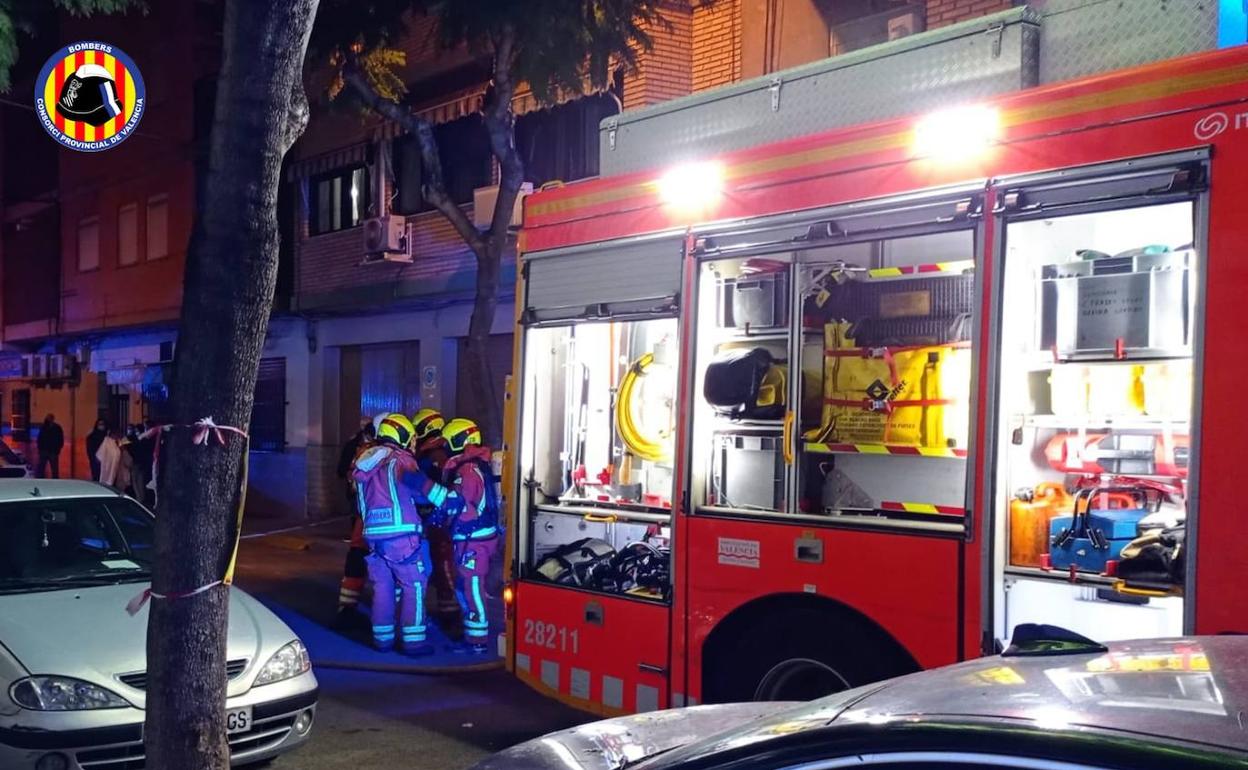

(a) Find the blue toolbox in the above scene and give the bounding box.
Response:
[1049,487,1159,574]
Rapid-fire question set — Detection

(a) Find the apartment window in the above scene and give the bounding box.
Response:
[77,217,100,271]
[392,115,492,214]
[118,203,138,266]
[249,357,287,452]
[311,166,369,235]
[515,94,618,187]
[820,0,926,55]
[146,195,169,260]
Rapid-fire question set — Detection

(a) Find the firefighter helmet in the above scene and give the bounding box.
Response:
[377,413,415,447]
[410,408,445,441]
[442,418,481,453]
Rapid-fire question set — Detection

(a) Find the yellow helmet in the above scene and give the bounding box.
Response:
[410,408,445,441]
[442,417,481,453]
[376,413,415,447]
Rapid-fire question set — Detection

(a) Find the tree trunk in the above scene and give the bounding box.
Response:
[143,1,317,768]
[463,237,503,443]
[464,29,524,445]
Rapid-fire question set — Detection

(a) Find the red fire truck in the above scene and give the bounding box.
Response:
[500,39,1248,716]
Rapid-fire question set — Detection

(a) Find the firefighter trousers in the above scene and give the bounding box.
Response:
[425,523,461,617]
[339,514,368,610]
[366,534,429,650]
[454,535,499,642]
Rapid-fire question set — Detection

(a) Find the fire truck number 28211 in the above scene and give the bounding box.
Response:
[500,37,1248,716]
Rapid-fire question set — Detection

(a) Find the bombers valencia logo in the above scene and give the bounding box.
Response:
[35,41,145,152]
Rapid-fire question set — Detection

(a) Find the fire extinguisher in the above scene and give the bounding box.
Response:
[1045,432,1189,478]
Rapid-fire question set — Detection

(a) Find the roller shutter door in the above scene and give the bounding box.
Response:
[523,235,686,324]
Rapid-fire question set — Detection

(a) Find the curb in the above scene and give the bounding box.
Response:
[311,658,505,675]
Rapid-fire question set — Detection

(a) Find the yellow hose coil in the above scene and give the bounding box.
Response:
[616,352,671,462]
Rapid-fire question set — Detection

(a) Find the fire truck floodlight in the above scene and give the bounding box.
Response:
[659,161,725,214]
[914,105,1001,163]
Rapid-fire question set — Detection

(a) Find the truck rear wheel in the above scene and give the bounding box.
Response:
[753,656,851,701]
[702,601,917,703]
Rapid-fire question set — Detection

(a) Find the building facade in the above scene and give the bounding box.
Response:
[0,2,218,479]
[2,0,1111,519]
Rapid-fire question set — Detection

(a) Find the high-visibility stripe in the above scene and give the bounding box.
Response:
[804,442,967,459]
[465,575,488,638]
[865,260,975,278]
[454,526,498,541]
[880,500,966,516]
[427,483,449,507]
[414,582,425,628]
[386,459,405,529]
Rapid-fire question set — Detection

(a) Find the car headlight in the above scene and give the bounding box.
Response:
[10,677,129,711]
[255,640,311,686]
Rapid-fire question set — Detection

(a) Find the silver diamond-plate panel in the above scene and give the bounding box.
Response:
[1034,0,1218,84]
[516,652,531,673]
[601,8,1039,176]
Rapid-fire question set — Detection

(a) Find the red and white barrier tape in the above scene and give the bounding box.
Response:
[126,417,249,616]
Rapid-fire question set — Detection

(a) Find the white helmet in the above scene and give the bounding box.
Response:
[371,413,389,435]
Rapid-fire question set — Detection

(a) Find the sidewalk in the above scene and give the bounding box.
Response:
[234,519,504,673]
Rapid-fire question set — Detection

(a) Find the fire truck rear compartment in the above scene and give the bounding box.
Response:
[990,174,1199,648]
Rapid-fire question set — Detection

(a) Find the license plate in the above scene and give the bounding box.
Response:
[225,706,253,735]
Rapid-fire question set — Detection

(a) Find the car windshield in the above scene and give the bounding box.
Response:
[0,440,24,465]
[631,683,883,769]
[0,496,154,592]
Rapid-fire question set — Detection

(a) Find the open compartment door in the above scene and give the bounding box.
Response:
[988,152,1206,648]
[512,234,684,712]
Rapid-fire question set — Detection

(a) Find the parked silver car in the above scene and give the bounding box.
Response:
[473,630,1248,769]
[0,480,317,769]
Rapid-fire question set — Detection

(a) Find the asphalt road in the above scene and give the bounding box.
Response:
[269,667,590,769]
[236,519,592,770]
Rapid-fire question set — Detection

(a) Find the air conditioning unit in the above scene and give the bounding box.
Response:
[362,215,409,259]
[472,183,534,229]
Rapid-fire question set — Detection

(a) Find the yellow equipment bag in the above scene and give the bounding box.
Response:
[808,323,970,448]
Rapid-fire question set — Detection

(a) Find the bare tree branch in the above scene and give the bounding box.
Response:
[482,24,525,249]
[343,63,488,255]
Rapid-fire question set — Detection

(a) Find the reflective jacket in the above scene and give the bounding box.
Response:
[439,445,499,542]
[352,443,423,539]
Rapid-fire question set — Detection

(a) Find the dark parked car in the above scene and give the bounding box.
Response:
[472,628,1248,769]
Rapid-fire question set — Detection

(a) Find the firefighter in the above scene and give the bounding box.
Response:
[351,413,432,655]
[410,408,460,621]
[333,417,377,629]
[421,417,499,654]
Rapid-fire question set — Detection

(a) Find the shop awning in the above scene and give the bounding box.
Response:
[286,141,373,181]
[291,74,613,177]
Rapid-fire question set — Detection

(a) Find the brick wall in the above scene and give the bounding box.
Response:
[926,0,1014,28]
[623,4,695,109]
[692,0,741,92]
[296,205,478,302]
